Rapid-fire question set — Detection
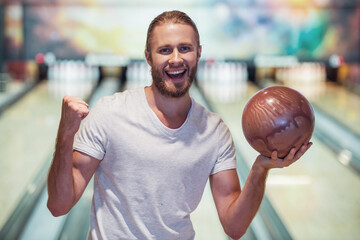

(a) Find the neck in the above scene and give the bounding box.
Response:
[145,85,192,129]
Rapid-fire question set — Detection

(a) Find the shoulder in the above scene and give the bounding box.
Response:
[191,99,224,127]
[191,99,233,140]
[92,88,143,112]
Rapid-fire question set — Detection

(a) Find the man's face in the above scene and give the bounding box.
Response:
[145,23,201,98]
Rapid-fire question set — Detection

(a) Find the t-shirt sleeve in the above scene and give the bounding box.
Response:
[210,120,237,175]
[73,99,108,160]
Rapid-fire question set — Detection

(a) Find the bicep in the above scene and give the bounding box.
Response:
[210,169,241,219]
[72,150,100,201]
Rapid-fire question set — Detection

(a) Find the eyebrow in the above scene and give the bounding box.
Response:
[157,42,194,49]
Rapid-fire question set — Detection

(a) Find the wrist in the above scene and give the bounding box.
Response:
[58,121,78,138]
[252,159,270,176]
[56,127,75,147]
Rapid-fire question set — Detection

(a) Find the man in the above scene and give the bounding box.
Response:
[47,10,312,240]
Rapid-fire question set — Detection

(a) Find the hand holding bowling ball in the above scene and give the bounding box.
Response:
[242,86,315,158]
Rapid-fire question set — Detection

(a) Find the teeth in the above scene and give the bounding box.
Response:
[167,69,185,75]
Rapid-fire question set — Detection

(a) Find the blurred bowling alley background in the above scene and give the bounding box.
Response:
[0,0,359,239]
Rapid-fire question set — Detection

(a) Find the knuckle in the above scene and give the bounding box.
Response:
[63,96,77,109]
[63,96,72,103]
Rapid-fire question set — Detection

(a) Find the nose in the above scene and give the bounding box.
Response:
[169,49,183,65]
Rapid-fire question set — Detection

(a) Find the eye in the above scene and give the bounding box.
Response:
[159,48,171,54]
[179,46,192,53]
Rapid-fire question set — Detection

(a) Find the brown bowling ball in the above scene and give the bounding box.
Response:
[242,86,315,158]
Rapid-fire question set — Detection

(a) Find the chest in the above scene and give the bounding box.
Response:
[102,118,217,182]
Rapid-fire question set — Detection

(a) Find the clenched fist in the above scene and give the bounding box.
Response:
[59,96,89,136]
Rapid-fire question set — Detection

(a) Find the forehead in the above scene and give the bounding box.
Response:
[151,23,197,47]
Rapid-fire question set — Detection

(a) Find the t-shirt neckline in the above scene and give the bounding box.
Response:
[140,87,194,136]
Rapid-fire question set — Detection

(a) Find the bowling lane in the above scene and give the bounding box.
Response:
[205,81,360,239]
[0,63,100,237]
[13,77,120,240]
[0,79,37,115]
[310,82,360,136]
[0,81,62,230]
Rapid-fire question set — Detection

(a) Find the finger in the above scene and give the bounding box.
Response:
[63,96,89,108]
[77,99,89,107]
[68,101,89,114]
[80,108,90,120]
[282,147,297,166]
[77,104,89,118]
[270,151,286,168]
[72,98,89,108]
[285,147,297,161]
[271,150,278,160]
[294,142,313,160]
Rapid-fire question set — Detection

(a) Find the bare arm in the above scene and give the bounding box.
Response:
[210,143,312,239]
[47,96,100,217]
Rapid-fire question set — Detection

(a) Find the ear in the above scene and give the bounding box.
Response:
[145,50,152,66]
[197,45,202,62]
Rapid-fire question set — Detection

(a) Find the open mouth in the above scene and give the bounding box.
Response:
[165,69,187,79]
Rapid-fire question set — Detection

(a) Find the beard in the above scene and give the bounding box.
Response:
[150,62,197,98]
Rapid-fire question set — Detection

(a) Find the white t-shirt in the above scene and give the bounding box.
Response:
[74,87,237,240]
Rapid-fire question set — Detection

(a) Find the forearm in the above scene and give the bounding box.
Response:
[47,130,76,216]
[223,164,269,238]
[215,144,312,239]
